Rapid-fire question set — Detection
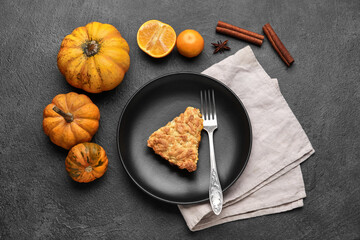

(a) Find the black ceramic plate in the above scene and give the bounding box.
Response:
[117,72,252,204]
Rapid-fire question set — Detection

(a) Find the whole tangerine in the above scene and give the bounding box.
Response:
[176,29,204,58]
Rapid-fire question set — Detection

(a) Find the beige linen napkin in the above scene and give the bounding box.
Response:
[178,46,315,231]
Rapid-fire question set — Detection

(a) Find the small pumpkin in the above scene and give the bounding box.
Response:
[43,92,100,149]
[65,142,108,183]
[57,22,130,93]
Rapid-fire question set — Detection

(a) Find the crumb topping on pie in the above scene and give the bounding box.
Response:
[147,107,203,172]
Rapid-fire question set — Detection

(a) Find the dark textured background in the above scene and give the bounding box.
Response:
[1,0,359,239]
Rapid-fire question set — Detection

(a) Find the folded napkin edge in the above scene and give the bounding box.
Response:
[191,199,304,231]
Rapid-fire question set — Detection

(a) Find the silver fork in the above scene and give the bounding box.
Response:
[200,89,223,215]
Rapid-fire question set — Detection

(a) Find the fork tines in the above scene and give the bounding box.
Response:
[200,89,217,121]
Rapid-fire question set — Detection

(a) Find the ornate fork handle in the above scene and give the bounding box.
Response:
[207,131,223,215]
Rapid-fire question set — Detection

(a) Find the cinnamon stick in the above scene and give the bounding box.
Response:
[216,27,263,46]
[263,23,294,66]
[217,21,264,41]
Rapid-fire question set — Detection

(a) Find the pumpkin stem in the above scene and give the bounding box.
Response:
[84,40,99,57]
[53,106,74,123]
[85,166,93,173]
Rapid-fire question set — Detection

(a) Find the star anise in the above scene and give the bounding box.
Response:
[211,40,230,54]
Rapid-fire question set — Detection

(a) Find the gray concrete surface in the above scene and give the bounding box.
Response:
[1,0,359,239]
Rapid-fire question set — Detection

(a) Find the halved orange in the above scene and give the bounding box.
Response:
[137,20,176,58]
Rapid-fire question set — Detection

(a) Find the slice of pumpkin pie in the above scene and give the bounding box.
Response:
[147,107,203,172]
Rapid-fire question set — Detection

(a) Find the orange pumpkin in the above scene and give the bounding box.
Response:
[43,92,100,149]
[57,22,130,93]
[65,142,108,183]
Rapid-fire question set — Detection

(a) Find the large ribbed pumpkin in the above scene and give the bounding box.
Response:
[43,92,100,149]
[57,22,130,93]
[65,142,108,183]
